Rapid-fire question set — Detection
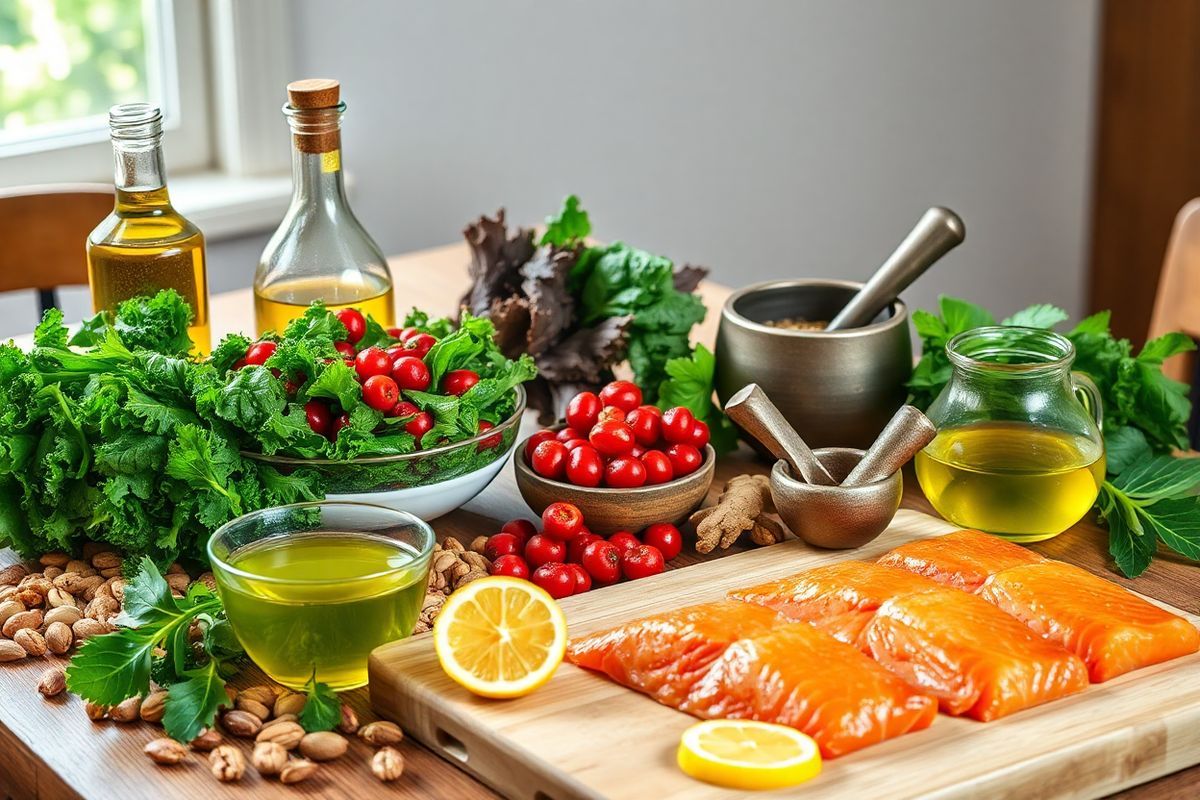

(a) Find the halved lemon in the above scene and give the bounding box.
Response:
[433,576,567,699]
[677,720,822,790]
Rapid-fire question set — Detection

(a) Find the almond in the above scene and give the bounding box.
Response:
[236,696,271,721]
[273,691,306,717]
[109,577,125,602]
[221,709,263,738]
[14,588,43,608]
[97,566,121,579]
[90,552,122,571]
[84,701,108,721]
[84,595,118,621]
[44,621,72,654]
[0,599,24,629]
[252,741,288,776]
[372,746,405,782]
[299,730,348,761]
[337,703,359,735]
[145,737,188,765]
[18,576,51,596]
[279,758,318,785]
[46,587,75,608]
[190,729,223,751]
[0,564,28,585]
[37,667,66,697]
[238,684,278,706]
[44,605,82,627]
[51,572,84,594]
[64,560,95,576]
[72,618,109,640]
[0,586,17,603]
[140,690,168,723]
[3,608,43,637]
[76,574,104,600]
[165,573,190,593]
[255,719,304,750]
[39,553,70,569]
[81,541,110,561]
[110,695,142,722]
[209,744,245,782]
[0,640,27,662]
[14,628,47,656]
[359,720,404,746]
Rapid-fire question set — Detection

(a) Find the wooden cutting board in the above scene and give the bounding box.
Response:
[368,510,1200,800]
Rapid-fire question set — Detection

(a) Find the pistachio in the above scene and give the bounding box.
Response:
[14,628,47,657]
[256,719,305,750]
[463,551,490,572]
[237,684,278,707]
[44,621,73,655]
[0,564,29,585]
[140,690,168,722]
[221,709,263,738]
[44,605,82,627]
[273,691,306,717]
[0,586,17,603]
[35,666,65,696]
[372,746,405,782]
[0,640,27,662]
[72,618,110,640]
[299,730,348,761]
[110,695,142,723]
[190,729,223,751]
[209,744,245,782]
[337,703,359,735]
[84,701,108,721]
[3,608,43,637]
[46,587,75,609]
[279,758,319,785]
[358,720,404,746]
[91,551,122,571]
[0,599,25,629]
[51,572,85,594]
[251,741,288,776]
[144,737,188,765]
[236,696,271,721]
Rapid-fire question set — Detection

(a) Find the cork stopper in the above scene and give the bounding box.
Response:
[287,79,340,110]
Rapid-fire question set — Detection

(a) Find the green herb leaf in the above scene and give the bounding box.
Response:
[939,296,994,335]
[1103,425,1152,475]
[65,627,158,705]
[1138,496,1200,561]
[162,659,232,743]
[1112,454,1200,502]
[540,194,591,247]
[305,360,361,411]
[1100,484,1158,578]
[658,344,738,454]
[299,671,340,732]
[1001,304,1069,329]
[214,365,287,431]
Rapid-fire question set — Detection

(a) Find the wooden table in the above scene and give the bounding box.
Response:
[1,243,1196,799]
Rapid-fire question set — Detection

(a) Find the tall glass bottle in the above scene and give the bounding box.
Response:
[87,103,210,353]
[254,79,394,334]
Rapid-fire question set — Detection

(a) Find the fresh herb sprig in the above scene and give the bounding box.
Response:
[299,669,341,732]
[909,295,1200,577]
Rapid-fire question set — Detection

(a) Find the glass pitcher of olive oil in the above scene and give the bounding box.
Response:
[915,326,1104,542]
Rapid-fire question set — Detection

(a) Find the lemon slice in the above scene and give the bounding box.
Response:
[433,576,567,699]
[677,720,822,790]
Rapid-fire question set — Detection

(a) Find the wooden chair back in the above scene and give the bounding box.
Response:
[0,183,113,313]
[1147,198,1200,445]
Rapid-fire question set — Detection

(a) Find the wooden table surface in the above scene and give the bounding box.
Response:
[1,242,1197,800]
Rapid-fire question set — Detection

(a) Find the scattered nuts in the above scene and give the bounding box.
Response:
[238,684,277,707]
[359,720,405,746]
[256,719,305,750]
[110,696,142,723]
[65,560,95,577]
[84,595,118,622]
[2,608,42,637]
[165,573,190,594]
[144,737,188,766]
[0,564,29,585]
[272,713,298,725]
[44,621,73,654]
[46,587,75,608]
[14,588,42,607]
[72,618,110,640]
[337,703,359,735]
[167,562,187,575]
[372,746,405,782]
[235,696,271,721]
[0,586,16,603]
[91,552,122,571]
[140,690,168,723]
[222,709,263,738]
[224,684,238,704]
[273,691,306,718]
[209,744,245,782]
[0,640,27,662]
[14,628,47,657]
[442,536,465,552]
[252,741,288,776]
[194,572,217,591]
[280,758,319,785]
[190,729,223,751]
[299,730,348,761]
[84,701,108,721]
[39,553,70,569]
[0,599,25,629]
[109,577,125,602]
[37,667,66,697]
[45,605,82,627]
[470,535,489,554]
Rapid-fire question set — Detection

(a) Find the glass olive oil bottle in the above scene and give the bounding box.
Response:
[87,104,210,353]
[254,79,394,335]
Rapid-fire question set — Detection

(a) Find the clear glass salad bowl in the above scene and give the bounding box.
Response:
[243,386,525,520]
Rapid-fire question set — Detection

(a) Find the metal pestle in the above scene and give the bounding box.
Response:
[841,405,937,487]
[724,384,837,485]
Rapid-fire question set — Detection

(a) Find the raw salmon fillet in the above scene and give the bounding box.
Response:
[876,529,1044,592]
[567,601,937,758]
[861,588,1089,720]
[979,562,1200,682]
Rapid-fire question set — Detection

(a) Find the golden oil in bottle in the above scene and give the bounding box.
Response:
[87,104,210,353]
[915,422,1105,542]
[254,276,394,336]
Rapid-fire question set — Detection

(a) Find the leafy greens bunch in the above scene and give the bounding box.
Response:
[65,558,340,742]
[909,296,1199,576]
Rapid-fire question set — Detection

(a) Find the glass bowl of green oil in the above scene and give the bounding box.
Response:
[207,501,434,691]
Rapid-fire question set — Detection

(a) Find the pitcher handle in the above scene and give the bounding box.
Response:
[1071,372,1104,432]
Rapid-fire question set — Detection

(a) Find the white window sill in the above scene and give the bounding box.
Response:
[170,171,292,241]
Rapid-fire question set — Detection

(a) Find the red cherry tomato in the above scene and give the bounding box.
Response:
[501,519,537,548]
[625,406,662,446]
[304,400,331,436]
[530,440,568,480]
[524,430,557,463]
[541,502,584,541]
[477,420,502,449]
[244,340,277,366]
[389,399,418,419]
[334,341,356,360]
[642,523,683,560]
[489,554,530,580]
[442,369,480,396]
[597,406,626,425]
[604,456,647,488]
[362,375,400,411]
[567,531,603,564]
[282,377,300,396]
[391,356,431,391]
[556,427,583,443]
[484,532,521,561]
[525,536,567,570]
[565,563,592,594]
[608,531,640,557]
[354,346,392,380]
[331,412,352,440]
[398,326,419,341]
[335,308,366,343]
[565,444,603,487]
[565,391,602,432]
[630,444,646,459]
[231,358,248,370]
[580,540,622,586]
[665,443,703,477]
[384,344,408,363]
[640,450,675,485]
[563,438,589,451]
[589,419,635,457]
[599,380,643,412]
[661,407,696,444]
[385,327,405,340]
[621,544,666,581]
[531,563,576,599]
[687,418,711,449]
[405,410,434,439]
[403,333,437,359]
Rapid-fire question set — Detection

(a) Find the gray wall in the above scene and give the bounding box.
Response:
[4,0,1099,338]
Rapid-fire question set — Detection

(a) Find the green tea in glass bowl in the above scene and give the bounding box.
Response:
[208,502,434,691]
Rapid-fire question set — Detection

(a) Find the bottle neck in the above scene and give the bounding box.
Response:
[289,138,350,212]
[111,137,171,211]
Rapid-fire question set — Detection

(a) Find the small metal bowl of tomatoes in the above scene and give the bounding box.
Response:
[512,381,717,535]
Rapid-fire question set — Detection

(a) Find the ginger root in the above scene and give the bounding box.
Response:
[689,474,786,553]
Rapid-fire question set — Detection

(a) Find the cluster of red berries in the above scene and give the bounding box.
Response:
[486,502,683,599]
[525,381,709,488]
